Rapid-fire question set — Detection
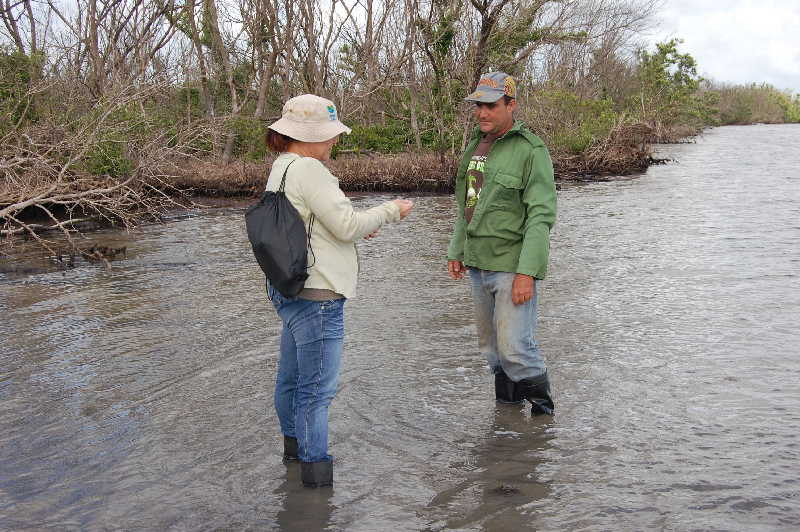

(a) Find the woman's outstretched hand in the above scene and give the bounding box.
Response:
[393,199,414,219]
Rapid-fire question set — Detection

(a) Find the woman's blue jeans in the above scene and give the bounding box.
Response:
[468,268,547,382]
[269,285,345,463]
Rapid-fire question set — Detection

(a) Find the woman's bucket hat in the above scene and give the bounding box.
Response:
[268,94,352,142]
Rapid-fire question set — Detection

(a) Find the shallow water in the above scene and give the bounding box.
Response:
[2,124,800,531]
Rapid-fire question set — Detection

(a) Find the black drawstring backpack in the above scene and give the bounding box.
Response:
[245,160,314,297]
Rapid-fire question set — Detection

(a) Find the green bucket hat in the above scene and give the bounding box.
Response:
[464,72,517,103]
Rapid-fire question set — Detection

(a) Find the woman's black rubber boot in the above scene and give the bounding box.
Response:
[494,368,525,404]
[301,460,333,488]
[519,372,555,416]
[283,436,299,462]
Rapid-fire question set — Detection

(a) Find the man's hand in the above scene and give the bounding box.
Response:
[512,274,535,305]
[448,260,466,280]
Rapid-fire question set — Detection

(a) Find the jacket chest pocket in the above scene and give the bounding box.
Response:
[490,171,524,207]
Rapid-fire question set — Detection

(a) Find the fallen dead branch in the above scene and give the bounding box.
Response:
[0,82,218,258]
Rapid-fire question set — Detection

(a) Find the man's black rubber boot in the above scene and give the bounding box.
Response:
[519,372,555,416]
[283,436,299,462]
[494,369,525,404]
[301,460,333,488]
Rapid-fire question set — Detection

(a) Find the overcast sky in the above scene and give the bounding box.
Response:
[647,0,800,92]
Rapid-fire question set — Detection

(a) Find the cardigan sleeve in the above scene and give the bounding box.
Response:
[297,157,400,243]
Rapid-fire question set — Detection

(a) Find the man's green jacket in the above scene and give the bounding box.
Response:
[447,121,557,279]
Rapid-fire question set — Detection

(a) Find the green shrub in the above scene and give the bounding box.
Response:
[634,39,704,127]
[773,90,800,123]
[336,120,416,155]
[0,49,43,132]
[228,115,268,160]
[531,88,619,154]
[712,83,795,125]
[83,140,134,177]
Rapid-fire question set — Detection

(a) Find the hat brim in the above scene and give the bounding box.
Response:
[464,89,504,103]
[268,118,352,143]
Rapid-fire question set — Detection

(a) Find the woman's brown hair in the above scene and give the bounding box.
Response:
[266,129,296,152]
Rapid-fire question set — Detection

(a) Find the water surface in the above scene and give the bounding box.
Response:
[2,124,799,530]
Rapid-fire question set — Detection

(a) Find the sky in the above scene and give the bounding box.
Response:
[647,0,800,92]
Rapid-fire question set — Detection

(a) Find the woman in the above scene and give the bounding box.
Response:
[264,94,413,488]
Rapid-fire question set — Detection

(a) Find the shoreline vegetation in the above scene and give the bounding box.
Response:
[2,0,800,258]
[164,126,657,198]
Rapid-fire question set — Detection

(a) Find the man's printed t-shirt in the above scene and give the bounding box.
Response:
[465,135,497,223]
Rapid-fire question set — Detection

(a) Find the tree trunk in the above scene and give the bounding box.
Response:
[203,0,241,164]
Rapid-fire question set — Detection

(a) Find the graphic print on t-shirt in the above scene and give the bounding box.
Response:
[466,156,486,208]
[464,135,496,223]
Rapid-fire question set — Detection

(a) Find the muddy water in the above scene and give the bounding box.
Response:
[2,124,800,531]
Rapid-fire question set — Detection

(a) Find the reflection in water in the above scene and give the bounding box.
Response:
[423,406,553,531]
[2,125,800,530]
[275,465,334,531]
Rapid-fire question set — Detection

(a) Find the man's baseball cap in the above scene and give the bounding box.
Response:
[464,72,517,103]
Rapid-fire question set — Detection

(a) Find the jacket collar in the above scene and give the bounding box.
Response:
[468,120,525,142]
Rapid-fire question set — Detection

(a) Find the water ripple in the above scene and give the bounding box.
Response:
[2,125,800,530]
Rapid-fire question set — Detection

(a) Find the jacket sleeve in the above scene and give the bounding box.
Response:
[300,158,400,242]
[447,210,466,261]
[446,154,470,261]
[517,146,556,279]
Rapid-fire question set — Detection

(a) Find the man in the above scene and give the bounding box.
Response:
[447,71,557,416]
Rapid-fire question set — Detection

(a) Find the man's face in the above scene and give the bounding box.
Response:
[474,98,516,136]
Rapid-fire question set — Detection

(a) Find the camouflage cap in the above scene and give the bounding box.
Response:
[464,72,517,103]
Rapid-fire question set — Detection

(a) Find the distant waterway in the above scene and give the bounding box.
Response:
[1,124,799,530]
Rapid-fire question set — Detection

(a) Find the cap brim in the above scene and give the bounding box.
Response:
[268,118,351,142]
[464,89,504,103]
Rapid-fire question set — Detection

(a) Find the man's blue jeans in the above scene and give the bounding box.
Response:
[468,268,547,382]
[269,285,345,463]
